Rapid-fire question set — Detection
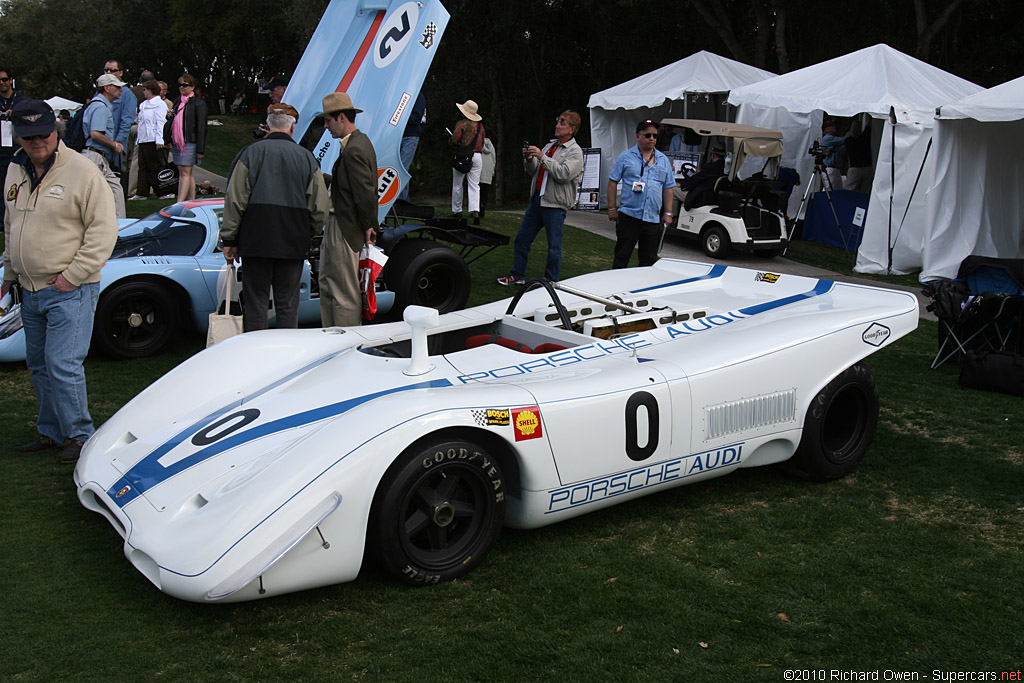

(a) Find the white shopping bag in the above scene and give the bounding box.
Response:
[206,264,243,346]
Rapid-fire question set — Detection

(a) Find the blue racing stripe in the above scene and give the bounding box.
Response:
[738,279,834,315]
[630,264,727,293]
[106,378,452,508]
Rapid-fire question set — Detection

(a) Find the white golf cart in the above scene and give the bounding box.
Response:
[663,119,791,259]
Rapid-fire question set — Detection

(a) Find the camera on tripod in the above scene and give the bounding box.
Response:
[807,141,831,164]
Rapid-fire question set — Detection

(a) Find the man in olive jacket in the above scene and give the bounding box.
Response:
[319,92,378,327]
[221,103,330,331]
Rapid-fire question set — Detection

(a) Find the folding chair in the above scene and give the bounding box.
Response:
[924,257,1024,369]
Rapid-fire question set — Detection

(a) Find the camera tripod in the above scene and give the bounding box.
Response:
[794,160,849,251]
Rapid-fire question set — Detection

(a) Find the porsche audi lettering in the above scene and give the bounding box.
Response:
[76,258,917,602]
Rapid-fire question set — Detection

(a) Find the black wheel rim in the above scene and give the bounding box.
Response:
[820,384,870,463]
[397,462,494,571]
[106,291,169,353]
[413,263,458,310]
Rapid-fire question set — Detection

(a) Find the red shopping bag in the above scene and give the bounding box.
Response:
[359,245,388,320]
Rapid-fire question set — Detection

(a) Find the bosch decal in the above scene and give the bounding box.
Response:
[376,167,400,205]
[473,408,510,427]
[755,272,780,283]
[547,444,744,513]
[512,406,542,441]
[862,322,891,346]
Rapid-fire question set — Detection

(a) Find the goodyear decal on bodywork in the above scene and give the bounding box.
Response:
[547,443,744,513]
[106,378,453,508]
[862,322,891,346]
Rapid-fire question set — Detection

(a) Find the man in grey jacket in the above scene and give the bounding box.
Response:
[221,103,330,331]
[497,110,584,285]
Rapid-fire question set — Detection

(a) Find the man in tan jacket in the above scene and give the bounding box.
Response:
[2,100,118,464]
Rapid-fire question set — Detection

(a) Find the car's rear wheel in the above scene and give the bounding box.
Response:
[792,364,879,481]
[384,239,470,314]
[93,281,178,359]
[701,225,731,259]
[368,438,506,585]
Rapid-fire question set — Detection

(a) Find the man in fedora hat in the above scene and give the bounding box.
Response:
[221,102,330,332]
[319,91,377,327]
[2,99,118,464]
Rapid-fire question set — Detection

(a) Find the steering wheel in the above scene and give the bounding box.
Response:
[504,278,575,331]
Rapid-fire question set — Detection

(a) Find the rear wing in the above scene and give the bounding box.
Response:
[285,0,450,223]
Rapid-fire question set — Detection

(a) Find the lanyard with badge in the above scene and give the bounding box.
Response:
[632,150,654,194]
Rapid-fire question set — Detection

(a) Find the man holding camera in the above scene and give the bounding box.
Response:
[607,120,675,269]
[496,110,584,286]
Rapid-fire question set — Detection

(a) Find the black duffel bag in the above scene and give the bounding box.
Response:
[958,349,1024,396]
[450,122,481,174]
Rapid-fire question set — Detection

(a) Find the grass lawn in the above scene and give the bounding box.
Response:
[1,132,1020,680]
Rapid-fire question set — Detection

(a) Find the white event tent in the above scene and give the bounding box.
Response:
[726,44,982,274]
[44,96,83,113]
[588,51,775,208]
[921,75,1024,280]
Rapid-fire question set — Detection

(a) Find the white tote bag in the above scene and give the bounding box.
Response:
[206,264,243,347]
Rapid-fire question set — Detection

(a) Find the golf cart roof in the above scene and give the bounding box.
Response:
[660,118,783,140]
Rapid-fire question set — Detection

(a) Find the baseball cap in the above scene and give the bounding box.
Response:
[11,99,56,137]
[268,102,299,122]
[96,73,128,88]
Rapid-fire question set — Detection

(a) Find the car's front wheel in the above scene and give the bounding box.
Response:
[368,438,506,585]
[93,281,178,359]
[792,364,879,481]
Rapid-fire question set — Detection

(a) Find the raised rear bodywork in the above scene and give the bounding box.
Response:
[75,260,918,601]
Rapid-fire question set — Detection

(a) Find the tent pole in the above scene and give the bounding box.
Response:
[887,107,896,275]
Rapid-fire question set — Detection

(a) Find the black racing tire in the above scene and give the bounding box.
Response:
[368,438,506,585]
[701,224,731,259]
[383,238,470,315]
[793,364,879,481]
[93,281,179,359]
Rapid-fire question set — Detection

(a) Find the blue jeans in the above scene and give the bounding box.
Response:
[398,135,420,202]
[21,283,100,443]
[511,194,566,281]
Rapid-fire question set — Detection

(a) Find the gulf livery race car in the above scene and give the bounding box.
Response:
[0,198,503,361]
[75,259,918,602]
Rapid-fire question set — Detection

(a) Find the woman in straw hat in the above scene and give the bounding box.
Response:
[450,99,485,222]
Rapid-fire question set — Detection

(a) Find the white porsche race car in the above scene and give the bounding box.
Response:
[75,259,918,602]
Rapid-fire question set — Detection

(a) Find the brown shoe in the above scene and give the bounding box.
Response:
[17,435,57,453]
[60,440,84,464]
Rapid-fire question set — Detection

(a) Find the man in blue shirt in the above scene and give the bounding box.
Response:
[82,73,127,218]
[819,118,847,191]
[607,120,675,268]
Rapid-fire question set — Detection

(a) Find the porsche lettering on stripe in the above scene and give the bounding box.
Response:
[547,444,744,513]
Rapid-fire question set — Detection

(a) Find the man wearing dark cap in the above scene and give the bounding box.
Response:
[607,120,675,269]
[268,74,288,105]
[2,100,118,464]
[221,102,330,332]
[318,91,378,327]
